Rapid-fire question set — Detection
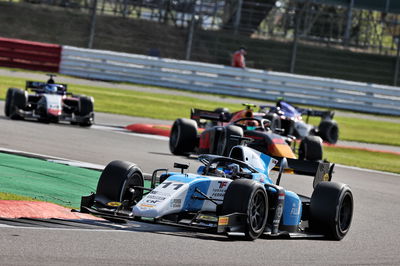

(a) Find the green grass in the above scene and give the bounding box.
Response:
[335,117,400,146]
[324,146,400,174]
[306,116,400,146]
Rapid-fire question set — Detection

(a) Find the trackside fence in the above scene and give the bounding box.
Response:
[60,46,400,116]
[0,37,61,72]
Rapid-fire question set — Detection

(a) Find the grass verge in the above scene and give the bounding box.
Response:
[324,146,400,174]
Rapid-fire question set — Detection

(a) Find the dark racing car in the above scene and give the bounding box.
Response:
[260,99,339,144]
[169,104,324,161]
[80,143,353,241]
[4,74,94,126]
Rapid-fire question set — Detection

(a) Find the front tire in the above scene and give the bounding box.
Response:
[169,118,198,155]
[309,181,353,240]
[298,135,323,161]
[95,160,144,209]
[5,88,27,120]
[216,125,243,156]
[264,113,281,132]
[222,179,268,240]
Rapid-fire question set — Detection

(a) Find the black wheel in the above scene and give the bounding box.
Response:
[4,89,13,117]
[5,88,26,120]
[216,125,243,156]
[77,96,94,127]
[298,136,323,161]
[309,181,353,240]
[95,160,144,209]
[169,118,198,155]
[318,120,339,144]
[222,179,268,240]
[264,113,281,131]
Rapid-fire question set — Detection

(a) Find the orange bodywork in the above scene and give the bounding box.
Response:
[268,143,296,159]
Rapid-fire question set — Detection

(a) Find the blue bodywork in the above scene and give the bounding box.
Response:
[278,101,302,118]
[162,148,303,231]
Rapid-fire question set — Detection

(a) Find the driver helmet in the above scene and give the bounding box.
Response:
[245,120,259,127]
[225,163,240,178]
[44,84,58,94]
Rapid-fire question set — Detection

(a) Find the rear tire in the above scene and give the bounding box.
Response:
[5,88,26,120]
[298,136,323,161]
[169,118,198,155]
[222,179,268,240]
[216,125,243,156]
[318,120,339,144]
[95,160,144,209]
[264,113,281,132]
[309,181,353,240]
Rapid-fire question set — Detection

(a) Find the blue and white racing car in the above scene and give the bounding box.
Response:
[81,144,353,241]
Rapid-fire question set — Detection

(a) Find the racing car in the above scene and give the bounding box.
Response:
[260,99,339,144]
[170,104,324,161]
[80,143,353,241]
[4,74,94,126]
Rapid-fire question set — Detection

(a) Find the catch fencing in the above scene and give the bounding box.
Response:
[60,45,400,116]
[0,37,61,72]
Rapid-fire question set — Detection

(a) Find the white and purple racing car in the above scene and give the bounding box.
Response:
[81,144,353,241]
[4,75,94,126]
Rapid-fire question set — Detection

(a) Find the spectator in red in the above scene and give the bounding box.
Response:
[231,47,247,68]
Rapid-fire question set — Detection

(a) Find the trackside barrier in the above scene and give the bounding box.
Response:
[60,46,400,116]
[0,37,61,72]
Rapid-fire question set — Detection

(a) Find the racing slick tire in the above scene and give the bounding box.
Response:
[169,118,198,155]
[263,113,281,132]
[5,88,27,120]
[95,160,144,209]
[298,136,323,161]
[216,125,244,156]
[309,181,353,240]
[318,120,339,144]
[77,96,94,127]
[221,179,268,240]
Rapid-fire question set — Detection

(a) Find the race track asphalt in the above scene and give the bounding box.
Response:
[1,104,400,265]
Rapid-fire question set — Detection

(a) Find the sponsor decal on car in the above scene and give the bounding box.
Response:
[170,199,182,208]
[218,216,229,226]
[138,204,155,208]
[106,202,122,207]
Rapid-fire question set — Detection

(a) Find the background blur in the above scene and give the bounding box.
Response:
[1,0,400,86]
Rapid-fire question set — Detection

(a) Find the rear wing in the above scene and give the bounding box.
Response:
[297,108,335,120]
[25,81,68,91]
[259,104,334,121]
[190,108,231,123]
[273,157,334,189]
